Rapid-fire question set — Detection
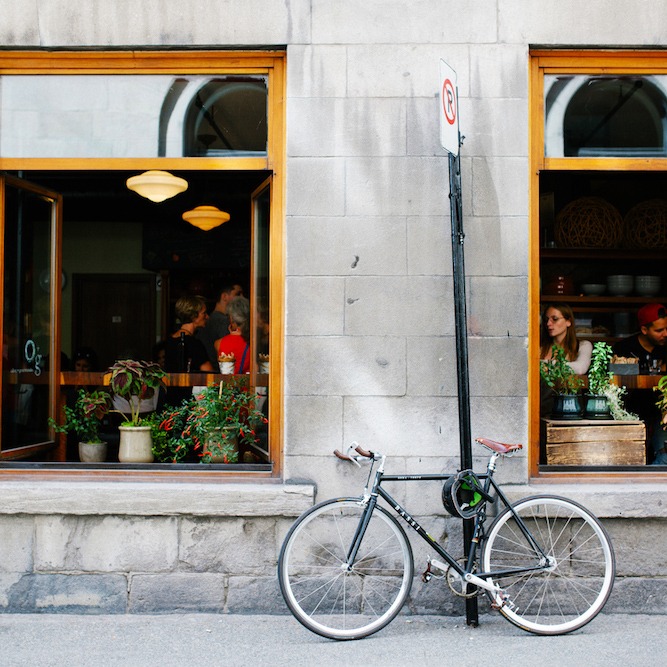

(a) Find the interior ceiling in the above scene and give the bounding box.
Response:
[21,170,269,224]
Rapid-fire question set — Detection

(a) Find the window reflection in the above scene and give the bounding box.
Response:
[545,75,667,157]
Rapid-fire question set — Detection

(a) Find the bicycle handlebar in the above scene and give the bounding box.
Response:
[333,442,374,466]
[334,437,523,465]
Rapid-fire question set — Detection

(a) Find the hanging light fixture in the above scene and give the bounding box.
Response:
[182,205,230,231]
[126,170,188,202]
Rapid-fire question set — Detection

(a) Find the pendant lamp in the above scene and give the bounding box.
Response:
[182,205,230,231]
[126,170,188,202]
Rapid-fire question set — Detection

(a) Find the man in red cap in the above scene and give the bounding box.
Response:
[613,303,667,464]
[613,303,667,373]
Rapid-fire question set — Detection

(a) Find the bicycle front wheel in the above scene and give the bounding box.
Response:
[278,497,414,640]
[481,495,615,635]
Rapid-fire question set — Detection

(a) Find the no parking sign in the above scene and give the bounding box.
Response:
[439,59,459,156]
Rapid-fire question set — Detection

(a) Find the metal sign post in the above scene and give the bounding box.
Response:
[440,59,478,627]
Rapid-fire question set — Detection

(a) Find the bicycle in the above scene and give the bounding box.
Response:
[278,438,615,640]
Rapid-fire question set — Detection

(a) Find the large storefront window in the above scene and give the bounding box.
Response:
[0,51,285,477]
[531,51,667,478]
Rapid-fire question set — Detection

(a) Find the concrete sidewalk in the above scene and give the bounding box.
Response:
[0,612,660,667]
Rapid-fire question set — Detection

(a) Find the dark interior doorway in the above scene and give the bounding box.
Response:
[73,274,156,370]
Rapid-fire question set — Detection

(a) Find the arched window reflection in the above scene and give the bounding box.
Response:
[545,75,667,157]
[183,77,268,156]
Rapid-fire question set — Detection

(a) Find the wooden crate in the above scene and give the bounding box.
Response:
[543,419,646,465]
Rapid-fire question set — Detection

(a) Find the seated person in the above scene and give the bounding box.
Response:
[540,303,592,374]
[540,304,592,419]
[73,346,99,373]
[613,303,667,372]
[215,296,251,374]
[613,303,667,465]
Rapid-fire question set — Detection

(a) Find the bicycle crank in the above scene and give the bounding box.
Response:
[446,558,479,598]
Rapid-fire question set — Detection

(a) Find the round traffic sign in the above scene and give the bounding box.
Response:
[442,78,457,125]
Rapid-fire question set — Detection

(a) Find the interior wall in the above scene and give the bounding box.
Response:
[61,218,153,357]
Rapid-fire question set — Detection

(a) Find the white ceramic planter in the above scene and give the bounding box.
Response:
[118,425,154,463]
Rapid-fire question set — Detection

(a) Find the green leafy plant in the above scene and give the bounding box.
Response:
[588,342,613,395]
[49,388,111,443]
[540,344,584,395]
[107,359,167,426]
[148,378,267,464]
[655,375,667,429]
[145,402,192,463]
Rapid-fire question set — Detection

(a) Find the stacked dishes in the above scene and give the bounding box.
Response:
[606,275,633,296]
[581,283,606,295]
[635,275,661,296]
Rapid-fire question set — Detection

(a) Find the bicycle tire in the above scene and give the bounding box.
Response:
[481,494,615,635]
[278,497,414,640]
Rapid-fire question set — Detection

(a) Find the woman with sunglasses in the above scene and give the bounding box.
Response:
[540,303,592,374]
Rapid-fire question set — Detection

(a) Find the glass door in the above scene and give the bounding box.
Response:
[0,175,62,459]
[250,176,271,462]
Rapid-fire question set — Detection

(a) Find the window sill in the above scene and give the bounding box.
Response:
[0,479,315,517]
[503,482,667,519]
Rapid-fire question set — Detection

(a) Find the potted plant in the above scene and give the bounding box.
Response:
[148,378,267,464]
[655,375,667,429]
[145,401,193,464]
[49,388,112,462]
[107,359,167,462]
[584,342,613,419]
[540,344,584,419]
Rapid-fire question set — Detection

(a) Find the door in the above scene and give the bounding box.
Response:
[250,176,271,460]
[0,174,62,458]
[73,274,156,370]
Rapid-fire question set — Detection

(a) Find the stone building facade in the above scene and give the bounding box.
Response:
[0,1,665,614]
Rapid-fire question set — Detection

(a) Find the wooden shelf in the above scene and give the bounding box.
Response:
[541,247,667,261]
[540,295,667,304]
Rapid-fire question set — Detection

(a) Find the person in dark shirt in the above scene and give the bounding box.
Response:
[613,303,667,464]
[165,295,214,405]
[613,303,667,372]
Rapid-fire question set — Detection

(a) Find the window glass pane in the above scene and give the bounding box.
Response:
[184,78,268,157]
[2,185,54,452]
[545,75,667,157]
[0,75,268,158]
[252,183,270,463]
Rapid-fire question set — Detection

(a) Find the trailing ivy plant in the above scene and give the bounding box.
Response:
[603,383,638,421]
[540,344,584,395]
[588,342,613,396]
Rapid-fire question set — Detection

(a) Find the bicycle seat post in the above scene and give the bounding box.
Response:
[487,451,501,474]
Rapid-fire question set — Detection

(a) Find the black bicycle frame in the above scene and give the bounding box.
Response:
[346,468,550,581]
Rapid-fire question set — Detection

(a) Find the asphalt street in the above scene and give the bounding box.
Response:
[0,612,660,667]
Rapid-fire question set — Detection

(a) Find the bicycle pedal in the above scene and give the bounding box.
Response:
[422,572,432,583]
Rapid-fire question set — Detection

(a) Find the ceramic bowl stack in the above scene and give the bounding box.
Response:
[581,283,606,295]
[635,275,661,296]
[606,275,633,296]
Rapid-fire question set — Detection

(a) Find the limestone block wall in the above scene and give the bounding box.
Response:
[0,0,666,613]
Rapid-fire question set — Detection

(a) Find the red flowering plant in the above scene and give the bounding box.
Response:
[49,388,112,444]
[147,378,267,464]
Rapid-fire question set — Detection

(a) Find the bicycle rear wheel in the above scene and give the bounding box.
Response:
[481,495,615,635]
[278,497,413,640]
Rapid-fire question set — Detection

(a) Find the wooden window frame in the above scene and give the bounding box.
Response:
[0,49,286,480]
[529,49,667,481]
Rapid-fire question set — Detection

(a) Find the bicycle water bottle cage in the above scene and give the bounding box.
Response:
[442,470,485,519]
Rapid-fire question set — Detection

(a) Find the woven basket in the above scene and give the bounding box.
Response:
[554,197,623,248]
[624,199,667,248]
